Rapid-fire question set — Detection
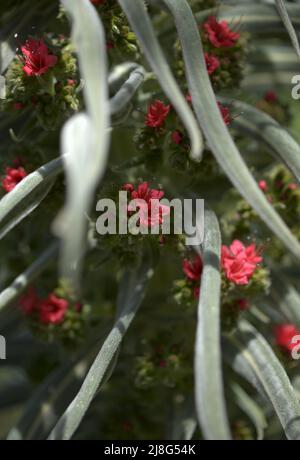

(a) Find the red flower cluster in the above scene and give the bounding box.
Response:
[1,166,27,192]
[20,38,57,77]
[20,289,69,325]
[145,100,171,128]
[182,254,203,298]
[274,324,300,353]
[204,16,240,48]
[205,52,220,75]
[221,240,262,285]
[123,182,170,228]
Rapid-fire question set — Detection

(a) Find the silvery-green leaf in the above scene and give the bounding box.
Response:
[223,338,267,401]
[161,0,300,260]
[58,0,110,290]
[230,321,300,440]
[55,113,95,287]
[108,62,141,92]
[110,65,145,115]
[118,0,203,162]
[270,269,300,327]
[48,245,156,440]
[0,242,58,313]
[0,158,62,240]
[0,75,5,99]
[194,210,231,440]
[275,0,300,60]
[231,382,267,440]
[219,96,300,184]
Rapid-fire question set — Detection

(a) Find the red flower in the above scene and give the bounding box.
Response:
[218,102,232,125]
[288,183,297,191]
[205,52,220,75]
[2,166,27,192]
[182,255,203,299]
[171,130,183,145]
[20,288,39,315]
[124,182,170,227]
[91,0,106,5]
[39,294,68,325]
[182,255,203,282]
[236,299,249,311]
[13,102,25,110]
[264,90,278,104]
[145,100,170,128]
[221,240,262,285]
[204,16,240,48]
[20,39,57,77]
[259,180,268,192]
[274,324,300,353]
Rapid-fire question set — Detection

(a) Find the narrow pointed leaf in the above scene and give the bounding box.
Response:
[219,96,300,184]
[275,0,300,61]
[270,269,300,328]
[0,242,58,313]
[194,210,231,440]
[230,321,300,440]
[231,382,267,440]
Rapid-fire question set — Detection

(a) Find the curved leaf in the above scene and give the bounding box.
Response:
[118,0,203,162]
[0,242,58,313]
[194,210,231,440]
[110,65,145,115]
[230,321,300,440]
[231,382,267,440]
[57,0,111,290]
[161,0,300,260]
[275,0,300,61]
[0,158,62,240]
[219,96,300,184]
[48,245,156,440]
[270,269,300,328]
